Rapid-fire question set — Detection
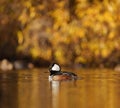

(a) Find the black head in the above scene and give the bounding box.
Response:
[49,63,61,75]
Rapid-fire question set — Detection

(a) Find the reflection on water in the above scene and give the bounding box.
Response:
[0,68,120,108]
[50,81,60,108]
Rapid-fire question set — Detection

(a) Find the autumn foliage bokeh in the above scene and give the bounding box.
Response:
[0,0,120,67]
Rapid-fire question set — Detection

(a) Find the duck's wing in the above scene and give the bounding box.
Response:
[62,71,77,76]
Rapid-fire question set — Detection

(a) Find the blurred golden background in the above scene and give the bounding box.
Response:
[0,0,120,68]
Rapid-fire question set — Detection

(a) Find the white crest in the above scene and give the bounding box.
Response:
[51,64,60,71]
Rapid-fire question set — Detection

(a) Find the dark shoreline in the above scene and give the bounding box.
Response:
[0,58,120,72]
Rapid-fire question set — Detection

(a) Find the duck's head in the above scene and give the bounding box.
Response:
[49,63,61,75]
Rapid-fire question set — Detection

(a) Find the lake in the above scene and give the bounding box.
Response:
[0,68,120,108]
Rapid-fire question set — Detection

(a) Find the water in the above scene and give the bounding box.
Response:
[0,68,120,108]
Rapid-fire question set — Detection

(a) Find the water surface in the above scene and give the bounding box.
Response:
[0,68,120,108]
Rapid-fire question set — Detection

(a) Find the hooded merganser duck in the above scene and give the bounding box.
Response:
[49,63,77,81]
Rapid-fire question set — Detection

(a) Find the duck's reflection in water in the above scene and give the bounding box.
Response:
[50,80,77,108]
[50,81,60,108]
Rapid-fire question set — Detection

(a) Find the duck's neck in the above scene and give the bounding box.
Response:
[50,71,60,75]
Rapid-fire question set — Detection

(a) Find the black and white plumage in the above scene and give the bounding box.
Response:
[49,63,77,81]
